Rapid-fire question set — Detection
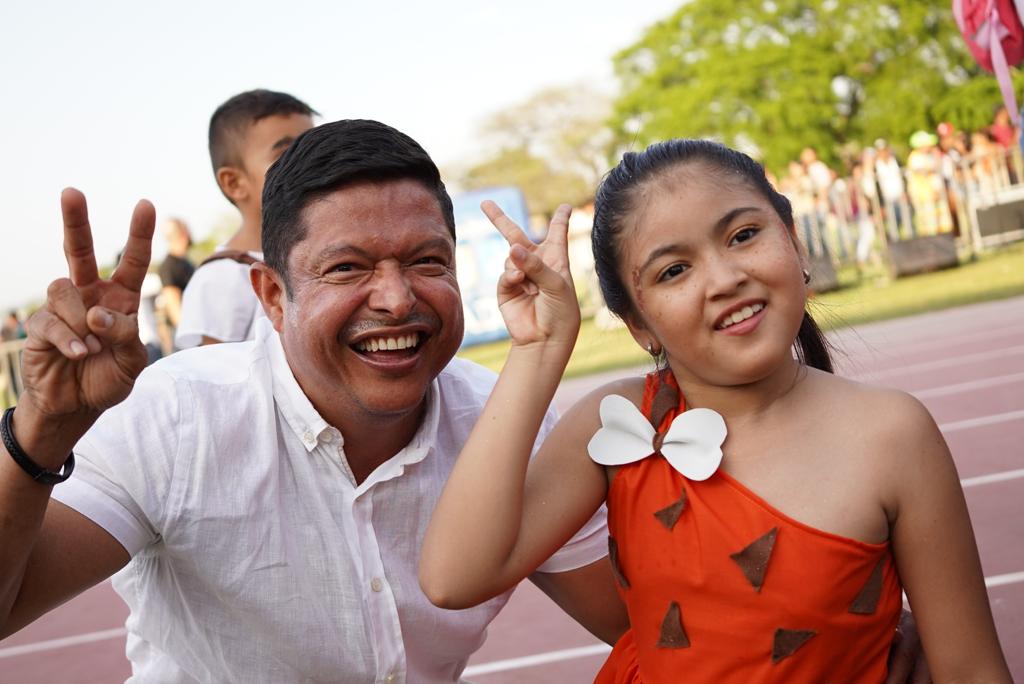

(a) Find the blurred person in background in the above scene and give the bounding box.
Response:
[0,311,26,342]
[849,160,882,274]
[176,89,316,348]
[969,131,1002,196]
[801,147,847,260]
[157,217,195,339]
[988,106,1020,185]
[906,131,951,236]
[937,122,967,236]
[988,105,1019,151]
[874,139,912,241]
[780,160,820,256]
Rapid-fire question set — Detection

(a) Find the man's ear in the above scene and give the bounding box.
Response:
[216,165,250,206]
[250,262,287,332]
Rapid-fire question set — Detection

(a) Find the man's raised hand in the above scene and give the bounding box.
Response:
[481,201,579,351]
[14,189,155,467]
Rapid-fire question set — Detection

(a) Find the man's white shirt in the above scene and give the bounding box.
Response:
[54,318,608,683]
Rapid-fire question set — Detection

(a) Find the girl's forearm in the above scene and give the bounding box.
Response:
[420,342,571,608]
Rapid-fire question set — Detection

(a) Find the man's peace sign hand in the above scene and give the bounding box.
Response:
[15,189,155,468]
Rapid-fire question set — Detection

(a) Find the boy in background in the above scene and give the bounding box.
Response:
[176,89,316,347]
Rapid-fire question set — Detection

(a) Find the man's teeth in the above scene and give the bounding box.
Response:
[356,334,420,352]
[719,303,765,329]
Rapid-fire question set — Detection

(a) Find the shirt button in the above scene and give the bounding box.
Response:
[371,577,384,592]
[303,429,314,443]
[385,674,397,683]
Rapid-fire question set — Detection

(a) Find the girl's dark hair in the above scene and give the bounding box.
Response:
[592,139,833,373]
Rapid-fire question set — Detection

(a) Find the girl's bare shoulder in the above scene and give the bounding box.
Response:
[803,369,942,453]
[538,375,649,467]
[556,375,647,432]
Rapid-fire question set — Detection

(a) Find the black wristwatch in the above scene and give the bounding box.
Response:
[1,407,75,485]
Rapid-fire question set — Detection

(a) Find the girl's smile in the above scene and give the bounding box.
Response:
[714,300,766,334]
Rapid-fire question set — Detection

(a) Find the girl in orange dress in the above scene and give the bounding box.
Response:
[420,140,1011,682]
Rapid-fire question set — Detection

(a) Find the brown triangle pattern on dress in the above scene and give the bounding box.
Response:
[849,554,887,615]
[608,536,630,589]
[771,628,816,664]
[656,601,691,649]
[653,488,688,531]
[729,527,778,592]
[649,377,680,431]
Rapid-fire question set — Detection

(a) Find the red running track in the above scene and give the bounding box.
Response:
[1,296,1022,682]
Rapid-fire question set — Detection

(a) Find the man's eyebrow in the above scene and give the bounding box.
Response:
[272,136,296,151]
[314,237,453,265]
[637,206,765,275]
[315,244,371,264]
[413,237,455,254]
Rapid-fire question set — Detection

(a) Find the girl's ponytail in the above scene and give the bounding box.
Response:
[795,311,833,373]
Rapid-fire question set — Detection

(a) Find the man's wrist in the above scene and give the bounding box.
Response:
[1,407,75,484]
[8,399,92,470]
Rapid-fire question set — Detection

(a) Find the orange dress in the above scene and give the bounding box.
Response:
[596,372,902,683]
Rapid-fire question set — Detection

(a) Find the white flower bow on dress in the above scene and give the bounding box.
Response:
[587,394,727,481]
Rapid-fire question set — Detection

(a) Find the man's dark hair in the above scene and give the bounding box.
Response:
[261,119,456,293]
[208,89,317,174]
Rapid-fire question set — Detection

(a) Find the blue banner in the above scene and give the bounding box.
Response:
[453,187,532,347]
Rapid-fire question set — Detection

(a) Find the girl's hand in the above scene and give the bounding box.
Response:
[481,201,580,350]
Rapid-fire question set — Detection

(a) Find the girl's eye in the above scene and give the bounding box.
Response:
[730,227,759,245]
[658,263,688,282]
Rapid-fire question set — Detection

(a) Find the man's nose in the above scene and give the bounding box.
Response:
[367,264,416,319]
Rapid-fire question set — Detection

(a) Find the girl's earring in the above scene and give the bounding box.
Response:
[802,268,811,285]
[647,342,662,357]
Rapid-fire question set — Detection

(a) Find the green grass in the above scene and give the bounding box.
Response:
[457,241,1024,378]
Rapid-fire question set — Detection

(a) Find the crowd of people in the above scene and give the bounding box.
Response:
[775,107,1021,274]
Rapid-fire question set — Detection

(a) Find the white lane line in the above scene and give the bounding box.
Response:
[6,567,1024,666]
[913,371,1024,399]
[962,468,1024,488]
[833,320,1024,359]
[463,643,612,676]
[854,345,1024,381]
[939,409,1024,433]
[986,571,1024,588]
[0,627,126,659]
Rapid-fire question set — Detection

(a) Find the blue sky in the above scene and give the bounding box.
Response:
[0,0,681,311]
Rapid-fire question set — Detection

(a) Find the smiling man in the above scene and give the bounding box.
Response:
[0,120,620,683]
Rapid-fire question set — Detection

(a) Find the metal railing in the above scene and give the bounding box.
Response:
[787,146,1024,270]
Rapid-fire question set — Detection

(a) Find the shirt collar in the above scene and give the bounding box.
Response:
[262,318,330,452]
[261,317,441,472]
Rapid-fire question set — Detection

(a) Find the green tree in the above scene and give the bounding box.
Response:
[611,0,1018,171]
[454,85,613,215]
